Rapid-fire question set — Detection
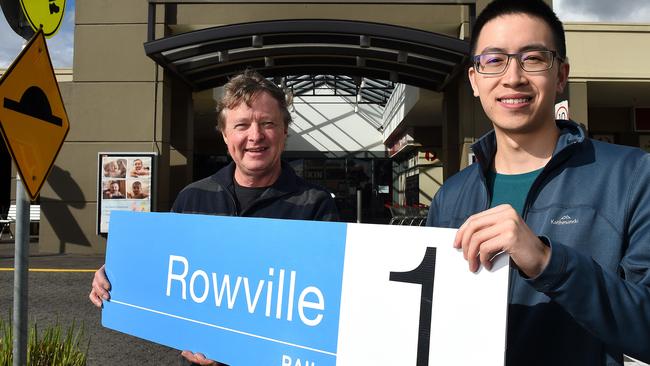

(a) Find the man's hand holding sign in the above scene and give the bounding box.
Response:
[455,204,550,277]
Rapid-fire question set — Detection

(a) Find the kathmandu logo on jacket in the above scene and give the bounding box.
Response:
[551,215,579,225]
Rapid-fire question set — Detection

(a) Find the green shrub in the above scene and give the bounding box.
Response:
[0,317,88,366]
[0,318,10,366]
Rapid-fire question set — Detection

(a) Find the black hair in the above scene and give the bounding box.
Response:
[470,0,566,60]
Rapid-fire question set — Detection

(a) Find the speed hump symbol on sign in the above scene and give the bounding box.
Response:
[0,29,70,201]
[20,0,66,38]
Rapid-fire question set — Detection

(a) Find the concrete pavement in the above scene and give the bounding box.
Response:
[0,241,181,365]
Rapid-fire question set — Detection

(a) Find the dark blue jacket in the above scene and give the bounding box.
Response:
[174,161,339,366]
[427,120,650,365]
[172,161,339,221]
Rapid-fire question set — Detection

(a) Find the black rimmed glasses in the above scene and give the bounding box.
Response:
[472,50,564,74]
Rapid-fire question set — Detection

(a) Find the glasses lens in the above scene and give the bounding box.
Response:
[475,50,555,74]
[519,50,554,72]
[475,53,508,74]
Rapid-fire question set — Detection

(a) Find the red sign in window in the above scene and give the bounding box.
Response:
[635,108,650,131]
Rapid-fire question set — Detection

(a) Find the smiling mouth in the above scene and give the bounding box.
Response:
[498,97,532,104]
[245,147,268,153]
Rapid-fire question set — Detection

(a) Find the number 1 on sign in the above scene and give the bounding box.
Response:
[389,247,437,366]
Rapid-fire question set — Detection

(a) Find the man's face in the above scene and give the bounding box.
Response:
[221,91,287,184]
[468,13,569,135]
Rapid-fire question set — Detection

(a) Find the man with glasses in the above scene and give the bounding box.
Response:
[427,0,650,364]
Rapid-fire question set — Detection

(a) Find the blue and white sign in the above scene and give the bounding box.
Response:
[103,211,509,366]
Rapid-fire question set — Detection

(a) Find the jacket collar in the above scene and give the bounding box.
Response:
[212,160,300,197]
[471,119,586,174]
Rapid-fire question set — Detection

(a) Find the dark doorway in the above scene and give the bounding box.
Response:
[288,157,392,223]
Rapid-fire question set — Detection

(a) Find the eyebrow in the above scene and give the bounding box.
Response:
[231,117,251,123]
[478,44,552,54]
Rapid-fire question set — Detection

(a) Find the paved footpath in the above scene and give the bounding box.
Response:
[0,245,180,365]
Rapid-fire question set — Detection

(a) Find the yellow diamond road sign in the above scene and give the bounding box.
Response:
[20,0,66,38]
[0,29,70,200]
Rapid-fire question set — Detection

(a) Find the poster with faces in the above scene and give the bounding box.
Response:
[98,153,156,234]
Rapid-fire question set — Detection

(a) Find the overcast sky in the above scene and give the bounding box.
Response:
[0,0,649,68]
[554,0,650,23]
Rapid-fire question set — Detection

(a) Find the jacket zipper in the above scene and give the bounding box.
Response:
[521,142,578,221]
[225,186,240,216]
[239,190,292,217]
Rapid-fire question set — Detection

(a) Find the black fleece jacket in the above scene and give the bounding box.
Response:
[172,161,339,221]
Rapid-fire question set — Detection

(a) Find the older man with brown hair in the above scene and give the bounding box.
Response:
[90,70,338,365]
[170,69,338,220]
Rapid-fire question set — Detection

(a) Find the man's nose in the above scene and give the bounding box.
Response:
[248,122,264,141]
[502,57,527,86]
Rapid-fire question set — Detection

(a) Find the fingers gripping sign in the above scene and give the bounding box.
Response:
[181,351,219,366]
[89,264,111,307]
[454,204,551,277]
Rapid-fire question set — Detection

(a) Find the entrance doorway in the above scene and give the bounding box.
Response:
[288,157,392,223]
[191,154,392,223]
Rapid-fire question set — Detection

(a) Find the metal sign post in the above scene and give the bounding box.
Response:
[12,174,30,366]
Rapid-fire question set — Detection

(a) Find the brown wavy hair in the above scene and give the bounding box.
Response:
[216,69,292,131]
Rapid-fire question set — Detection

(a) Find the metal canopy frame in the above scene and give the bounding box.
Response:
[145,2,472,93]
[284,75,395,106]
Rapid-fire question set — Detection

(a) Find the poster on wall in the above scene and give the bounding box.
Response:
[97,152,156,235]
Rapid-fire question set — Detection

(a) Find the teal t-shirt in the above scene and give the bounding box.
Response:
[486,168,543,216]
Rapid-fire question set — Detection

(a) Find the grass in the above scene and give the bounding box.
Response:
[0,317,88,366]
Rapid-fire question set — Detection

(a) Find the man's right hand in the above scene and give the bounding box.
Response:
[181,350,219,365]
[89,264,111,307]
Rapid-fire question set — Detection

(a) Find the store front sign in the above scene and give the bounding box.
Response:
[388,131,419,158]
[555,100,569,120]
[102,212,509,366]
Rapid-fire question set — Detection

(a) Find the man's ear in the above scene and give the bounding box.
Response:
[468,67,480,97]
[221,130,228,145]
[556,62,570,94]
